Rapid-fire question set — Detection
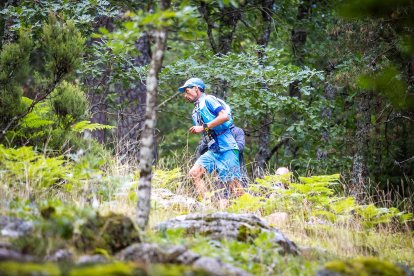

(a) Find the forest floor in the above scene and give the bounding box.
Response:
[0,159,413,275]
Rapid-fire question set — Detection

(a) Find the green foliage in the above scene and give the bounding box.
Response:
[42,14,85,79]
[7,92,93,153]
[153,168,184,192]
[358,66,414,110]
[73,212,140,254]
[0,143,114,201]
[0,13,87,150]
[356,205,407,229]
[0,145,70,194]
[71,120,114,133]
[51,81,88,120]
[7,200,139,257]
[150,228,323,275]
[0,261,60,276]
[69,262,139,276]
[20,97,54,129]
[0,29,33,126]
[100,5,203,55]
[158,47,336,172]
[323,257,405,276]
[230,174,413,229]
[1,0,119,35]
[9,200,97,256]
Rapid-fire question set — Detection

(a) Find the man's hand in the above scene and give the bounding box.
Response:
[189,125,204,134]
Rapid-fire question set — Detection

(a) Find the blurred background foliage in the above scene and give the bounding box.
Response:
[0,0,413,211]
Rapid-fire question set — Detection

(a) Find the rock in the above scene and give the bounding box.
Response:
[115,243,187,263]
[0,215,34,238]
[193,256,250,276]
[398,264,414,276]
[73,212,140,254]
[116,242,251,276]
[44,249,73,262]
[152,188,200,211]
[76,254,109,265]
[316,257,407,276]
[0,242,13,250]
[265,212,289,227]
[154,212,299,255]
[0,248,36,262]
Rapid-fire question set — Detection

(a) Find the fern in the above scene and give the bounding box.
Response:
[72,120,114,133]
[230,173,413,228]
[0,145,71,193]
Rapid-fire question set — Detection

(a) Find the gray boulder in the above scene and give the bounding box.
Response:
[0,215,34,238]
[116,242,251,276]
[155,212,299,255]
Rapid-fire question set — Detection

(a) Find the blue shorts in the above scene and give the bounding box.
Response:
[195,149,241,182]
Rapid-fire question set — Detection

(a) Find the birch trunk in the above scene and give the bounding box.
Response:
[136,0,170,230]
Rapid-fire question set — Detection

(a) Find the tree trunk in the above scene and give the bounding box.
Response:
[117,34,151,163]
[136,0,170,230]
[254,114,272,178]
[197,1,241,99]
[252,0,275,178]
[84,16,114,144]
[317,82,335,160]
[85,16,115,144]
[349,91,371,202]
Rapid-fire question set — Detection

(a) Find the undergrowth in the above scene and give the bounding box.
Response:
[0,145,413,275]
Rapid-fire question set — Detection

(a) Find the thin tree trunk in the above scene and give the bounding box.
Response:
[252,0,275,178]
[254,114,272,178]
[136,0,170,230]
[349,91,371,202]
[317,82,335,160]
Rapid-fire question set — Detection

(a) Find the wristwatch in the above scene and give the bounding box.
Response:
[203,123,209,131]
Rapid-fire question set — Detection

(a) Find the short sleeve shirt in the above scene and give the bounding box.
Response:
[192,94,239,152]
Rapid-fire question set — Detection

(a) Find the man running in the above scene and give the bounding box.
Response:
[179,77,245,200]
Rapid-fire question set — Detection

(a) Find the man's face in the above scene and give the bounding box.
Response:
[183,86,199,103]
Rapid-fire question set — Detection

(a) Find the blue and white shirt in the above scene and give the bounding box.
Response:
[192,93,239,152]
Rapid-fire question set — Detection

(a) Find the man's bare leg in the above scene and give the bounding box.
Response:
[189,164,207,199]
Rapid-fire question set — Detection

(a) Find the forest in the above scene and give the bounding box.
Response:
[0,0,413,275]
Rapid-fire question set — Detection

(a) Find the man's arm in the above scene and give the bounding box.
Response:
[189,110,229,134]
[206,109,229,128]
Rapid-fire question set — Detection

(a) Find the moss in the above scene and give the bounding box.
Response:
[69,262,143,276]
[237,224,262,242]
[74,212,140,254]
[323,257,405,276]
[0,261,60,276]
[69,263,211,276]
[149,264,211,276]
